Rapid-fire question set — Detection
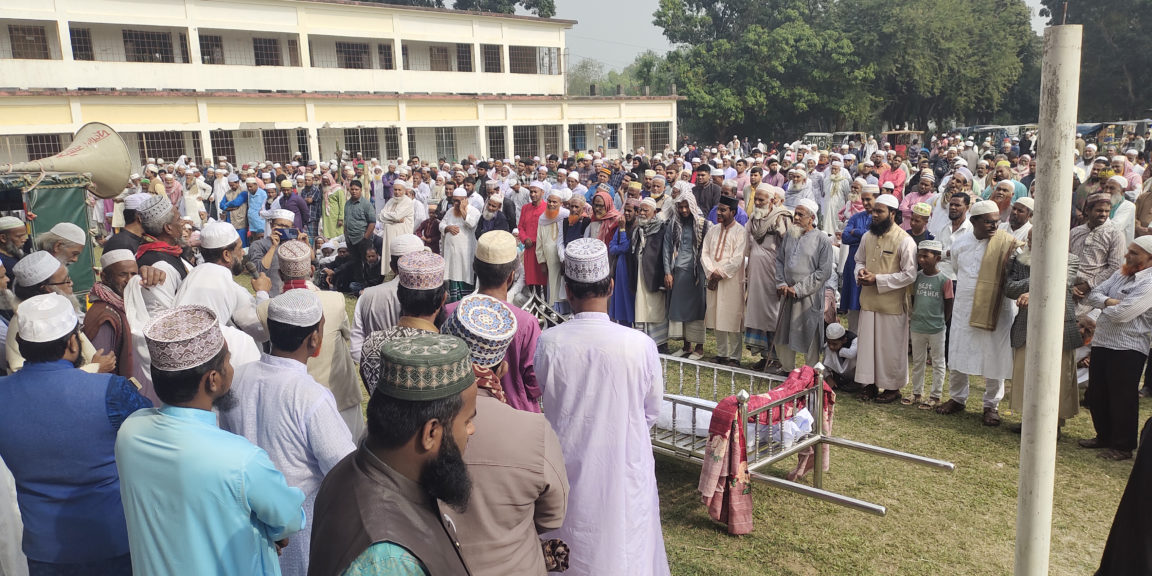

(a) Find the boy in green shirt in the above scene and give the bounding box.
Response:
[906,240,953,409]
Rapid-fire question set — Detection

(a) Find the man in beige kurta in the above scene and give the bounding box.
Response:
[853,194,918,403]
[377,180,415,276]
[633,198,669,348]
[536,189,568,311]
[703,196,748,365]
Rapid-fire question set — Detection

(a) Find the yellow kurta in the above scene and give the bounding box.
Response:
[702,220,748,333]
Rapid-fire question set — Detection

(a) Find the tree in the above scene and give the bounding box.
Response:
[1039,0,1152,120]
[566,58,606,96]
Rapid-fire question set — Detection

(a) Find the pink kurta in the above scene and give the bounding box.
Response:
[518,201,547,285]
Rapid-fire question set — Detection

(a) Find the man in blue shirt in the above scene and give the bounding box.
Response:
[116,305,305,576]
[0,293,151,575]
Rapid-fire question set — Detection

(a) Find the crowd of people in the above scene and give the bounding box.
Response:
[0,123,1150,575]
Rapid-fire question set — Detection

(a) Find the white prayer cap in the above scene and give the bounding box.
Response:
[476,230,517,265]
[273,163,282,169]
[566,172,580,181]
[245,177,258,184]
[13,251,62,287]
[268,289,323,328]
[795,198,819,217]
[831,161,844,168]
[918,239,944,253]
[145,305,225,372]
[825,323,845,340]
[954,158,968,167]
[146,164,158,173]
[389,234,425,259]
[563,238,610,283]
[862,183,880,194]
[321,241,335,251]
[969,200,1000,217]
[130,173,141,180]
[1014,197,1035,211]
[640,197,658,210]
[1086,143,1098,150]
[861,160,875,167]
[16,293,78,343]
[0,216,25,231]
[1133,235,1152,255]
[557,168,568,175]
[492,192,508,204]
[392,179,410,190]
[268,209,295,223]
[484,179,500,188]
[843,154,856,161]
[100,249,135,268]
[49,222,86,246]
[200,221,241,250]
[1112,155,1127,163]
[162,173,174,181]
[452,188,468,198]
[882,181,895,190]
[875,194,899,210]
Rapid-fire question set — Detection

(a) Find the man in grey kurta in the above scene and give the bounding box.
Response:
[744,184,791,370]
[774,199,834,373]
[663,192,709,360]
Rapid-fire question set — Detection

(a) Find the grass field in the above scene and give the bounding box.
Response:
[266,279,1147,575]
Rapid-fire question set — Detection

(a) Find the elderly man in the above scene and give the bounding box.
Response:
[218,174,250,246]
[538,188,570,314]
[937,200,1018,425]
[744,184,790,370]
[175,222,272,344]
[36,222,85,266]
[441,188,481,302]
[1071,193,1128,312]
[377,179,415,275]
[222,290,356,576]
[0,294,150,576]
[774,199,835,373]
[1076,237,1152,461]
[536,238,669,576]
[1000,196,1034,243]
[0,216,28,284]
[663,193,709,360]
[1100,174,1137,245]
[132,195,193,316]
[634,198,670,351]
[854,194,918,403]
[309,334,476,576]
[248,209,300,297]
[703,195,748,366]
[351,234,425,362]
[83,249,138,380]
[117,306,306,576]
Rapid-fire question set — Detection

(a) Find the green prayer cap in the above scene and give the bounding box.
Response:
[377,334,473,401]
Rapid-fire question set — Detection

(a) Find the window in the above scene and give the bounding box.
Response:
[336,42,369,69]
[539,46,560,75]
[456,43,472,72]
[650,122,671,154]
[429,46,450,72]
[262,130,291,164]
[508,46,535,74]
[70,28,93,61]
[210,131,236,164]
[513,126,538,159]
[382,127,401,160]
[406,129,417,160]
[605,123,619,149]
[435,128,457,161]
[542,125,560,156]
[481,44,502,73]
[568,124,586,152]
[343,128,380,160]
[295,130,310,163]
[137,132,189,163]
[253,38,282,67]
[487,127,506,160]
[123,30,174,63]
[9,25,51,60]
[287,38,300,67]
[178,33,189,63]
[378,43,394,70]
[199,34,224,65]
[24,134,62,161]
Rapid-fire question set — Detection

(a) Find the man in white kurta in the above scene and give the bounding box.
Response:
[440,189,481,292]
[376,180,415,276]
[536,238,669,576]
[938,201,1016,424]
[853,195,918,402]
[633,199,670,348]
[219,290,356,576]
[175,222,271,344]
[702,196,748,365]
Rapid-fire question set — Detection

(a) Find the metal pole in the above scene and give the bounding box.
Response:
[1014,24,1081,576]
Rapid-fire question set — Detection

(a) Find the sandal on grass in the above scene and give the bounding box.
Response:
[1078,437,1104,449]
[901,394,921,406]
[875,390,903,404]
[1097,449,1132,461]
[982,408,1002,427]
[857,384,879,401]
[935,399,965,415]
[918,397,939,410]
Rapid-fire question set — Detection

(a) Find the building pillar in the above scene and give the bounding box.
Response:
[199,128,214,164]
[57,20,73,61]
[561,123,570,157]
[476,125,487,160]
[505,125,514,159]
[306,127,320,163]
[617,123,628,157]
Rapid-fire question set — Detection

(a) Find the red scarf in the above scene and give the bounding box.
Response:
[135,241,183,260]
[473,364,507,404]
[89,281,124,313]
[282,279,309,291]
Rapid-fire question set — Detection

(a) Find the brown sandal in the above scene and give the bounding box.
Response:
[1097,449,1133,461]
[935,399,966,415]
[982,408,1002,427]
[918,397,940,410]
[901,394,921,406]
[875,390,903,404]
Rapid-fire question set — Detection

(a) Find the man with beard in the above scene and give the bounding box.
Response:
[538,188,570,314]
[982,161,1027,202]
[663,193,709,360]
[988,180,1016,223]
[607,199,639,326]
[649,174,670,214]
[377,179,415,275]
[84,250,138,381]
[35,222,85,266]
[857,160,878,186]
[310,333,477,576]
[301,172,323,239]
[1000,197,1034,243]
[1078,237,1152,461]
[175,222,272,344]
[708,181,749,225]
[773,199,834,373]
[696,167,724,217]
[248,209,300,298]
[745,184,790,371]
[0,294,150,576]
[1073,157,1109,223]
[1071,193,1127,312]
[936,201,1018,426]
[351,234,425,362]
[703,196,748,366]
[359,251,448,396]
[221,290,356,576]
[853,194,918,403]
[219,174,251,247]
[134,194,193,316]
[536,238,670,576]
[441,294,569,575]
[763,157,787,187]
[476,191,511,238]
[936,192,973,282]
[441,189,481,303]
[0,216,28,284]
[634,198,670,351]
[116,305,306,576]
[784,167,817,211]
[104,193,149,254]
[1100,175,1137,245]
[899,170,937,231]
[839,184,877,331]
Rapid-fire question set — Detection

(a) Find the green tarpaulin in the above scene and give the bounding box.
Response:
[0,173,97,294]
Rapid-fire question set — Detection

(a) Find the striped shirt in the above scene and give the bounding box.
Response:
[1083,267,1152,353]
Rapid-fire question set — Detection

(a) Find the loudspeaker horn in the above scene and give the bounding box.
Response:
[2,122,132,199]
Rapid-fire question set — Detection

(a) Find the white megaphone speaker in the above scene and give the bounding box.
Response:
[1,122,132,199]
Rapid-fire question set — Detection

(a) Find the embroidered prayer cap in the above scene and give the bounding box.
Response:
[912,202,933,217]
[476,230,518,265]
[969,200,999,217]
[279,180,294,189]
[0,216,24,232]
[268,209,295,224]
[137,195,174,229]
[918,239,944,253]
[276,240,313,279]
[268,289,323,328]
[1014,197,1035,211]
[100,249,136,268]
[14,251,62,287]
[1133,235,1152,255]
[919,169,936,182]
[398,251,445,290]
[563,238,610,283]
[49,222,86,246]
[825,323,845,340]
[145,305,225,372]
[375,333,473,401]
[390,234,425,259]
[201,221,241,250]
[16,293,78,343]
[440,294,518,368]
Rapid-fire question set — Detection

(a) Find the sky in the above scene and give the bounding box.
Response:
[554,0,1050,72]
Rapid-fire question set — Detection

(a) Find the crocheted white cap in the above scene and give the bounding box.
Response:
[16,293,77,343]
[268,289,323,328]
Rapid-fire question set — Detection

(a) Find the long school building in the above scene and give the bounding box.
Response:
[0,0,677,166]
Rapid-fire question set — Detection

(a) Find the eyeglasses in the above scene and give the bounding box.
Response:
[44,277,73,286]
